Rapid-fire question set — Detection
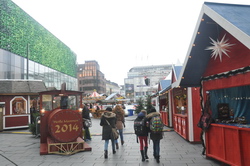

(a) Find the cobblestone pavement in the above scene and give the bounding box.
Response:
[0,115,224,166]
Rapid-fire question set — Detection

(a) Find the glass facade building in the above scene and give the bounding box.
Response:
[0,0,77,90]
[0,49,77,90]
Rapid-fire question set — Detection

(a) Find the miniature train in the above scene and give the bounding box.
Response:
[38,86,91,155]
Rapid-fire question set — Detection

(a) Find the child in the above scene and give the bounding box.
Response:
[134,110,149,161]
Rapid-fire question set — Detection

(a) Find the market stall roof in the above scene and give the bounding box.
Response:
[105,93,117,100]
[96,99,117,104]
[0,80,47,95]
[175,2,250,87]
[172,65,182,86]
[158,65,182,94]
[159,80,171,94]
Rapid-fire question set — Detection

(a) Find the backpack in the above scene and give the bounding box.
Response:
[150,116,163,133]
[134,119,146,135]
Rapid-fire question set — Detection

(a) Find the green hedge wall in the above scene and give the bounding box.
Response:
[0,0,76,77]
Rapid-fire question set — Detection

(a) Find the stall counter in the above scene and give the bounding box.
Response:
[206,123,250,166]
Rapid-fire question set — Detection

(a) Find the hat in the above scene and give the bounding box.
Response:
[138,112,145,117]
[106,107,112,112]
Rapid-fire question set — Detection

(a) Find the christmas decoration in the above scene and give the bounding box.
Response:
[206,34,234,62]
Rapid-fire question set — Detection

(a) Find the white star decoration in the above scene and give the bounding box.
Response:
[206,34,234,62]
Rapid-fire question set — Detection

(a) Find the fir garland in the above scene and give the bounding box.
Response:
[202,66,250,81]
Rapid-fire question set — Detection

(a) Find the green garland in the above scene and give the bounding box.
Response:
[202,66,250,81]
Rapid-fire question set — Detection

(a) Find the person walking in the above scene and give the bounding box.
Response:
[113,104,125,149]
[82,104,91,141]
[134,110,149,161]
[146,107,163,163]
[100,107,117,159]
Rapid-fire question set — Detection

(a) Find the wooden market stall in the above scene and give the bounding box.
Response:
[170,86,201,142]
[157,79,171,127]
[0,80,47,130]
[177,2,250,166]
[157,65,201,142]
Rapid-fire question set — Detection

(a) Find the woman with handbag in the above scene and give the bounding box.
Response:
[82,104,91,141]
[100,107,117,159]
[112,104,125,149]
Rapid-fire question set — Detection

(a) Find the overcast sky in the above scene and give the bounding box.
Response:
[12,0,250,85]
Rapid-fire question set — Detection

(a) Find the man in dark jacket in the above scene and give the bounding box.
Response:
[100,107,117,159]
[82,105,91,141]
[145,107,163,163]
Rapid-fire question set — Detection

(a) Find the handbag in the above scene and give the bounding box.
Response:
[111,128,119,140]
[83,118,92,127]
[105,119,119,140]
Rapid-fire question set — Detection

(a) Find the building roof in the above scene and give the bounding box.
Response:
[0,80,47,95]
[128,64,172,72]
[176,2,250,87]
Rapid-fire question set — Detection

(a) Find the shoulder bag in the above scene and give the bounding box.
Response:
[105,119,119,140]
[83,118,92,127]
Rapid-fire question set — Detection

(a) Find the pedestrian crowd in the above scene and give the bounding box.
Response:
[82,104,164,164]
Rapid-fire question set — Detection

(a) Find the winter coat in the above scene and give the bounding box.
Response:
[146,112,163,140]
[82,106,91,129]
[100,111,117,140]
[134,112,149,137]
[113,108,125,130]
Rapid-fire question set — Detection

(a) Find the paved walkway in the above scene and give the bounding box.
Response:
[0,115,224,166]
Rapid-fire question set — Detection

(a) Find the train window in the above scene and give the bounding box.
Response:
[52,96,61,109]
[68,95,76,110]
[60,96,68,109]
[42,95,52,111]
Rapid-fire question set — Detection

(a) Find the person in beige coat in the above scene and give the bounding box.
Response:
[113,104,125,149]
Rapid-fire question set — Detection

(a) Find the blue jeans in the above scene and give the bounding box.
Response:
[104,139,115,151]
[152,140,160,157]
[115,129,124,143]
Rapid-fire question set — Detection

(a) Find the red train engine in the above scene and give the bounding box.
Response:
[39,87,91,155]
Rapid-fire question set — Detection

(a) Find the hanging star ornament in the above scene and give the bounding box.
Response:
[206,34,235,62]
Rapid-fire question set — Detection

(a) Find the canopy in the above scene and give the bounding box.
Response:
[84,90,106,101]
[90,91,100,97]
